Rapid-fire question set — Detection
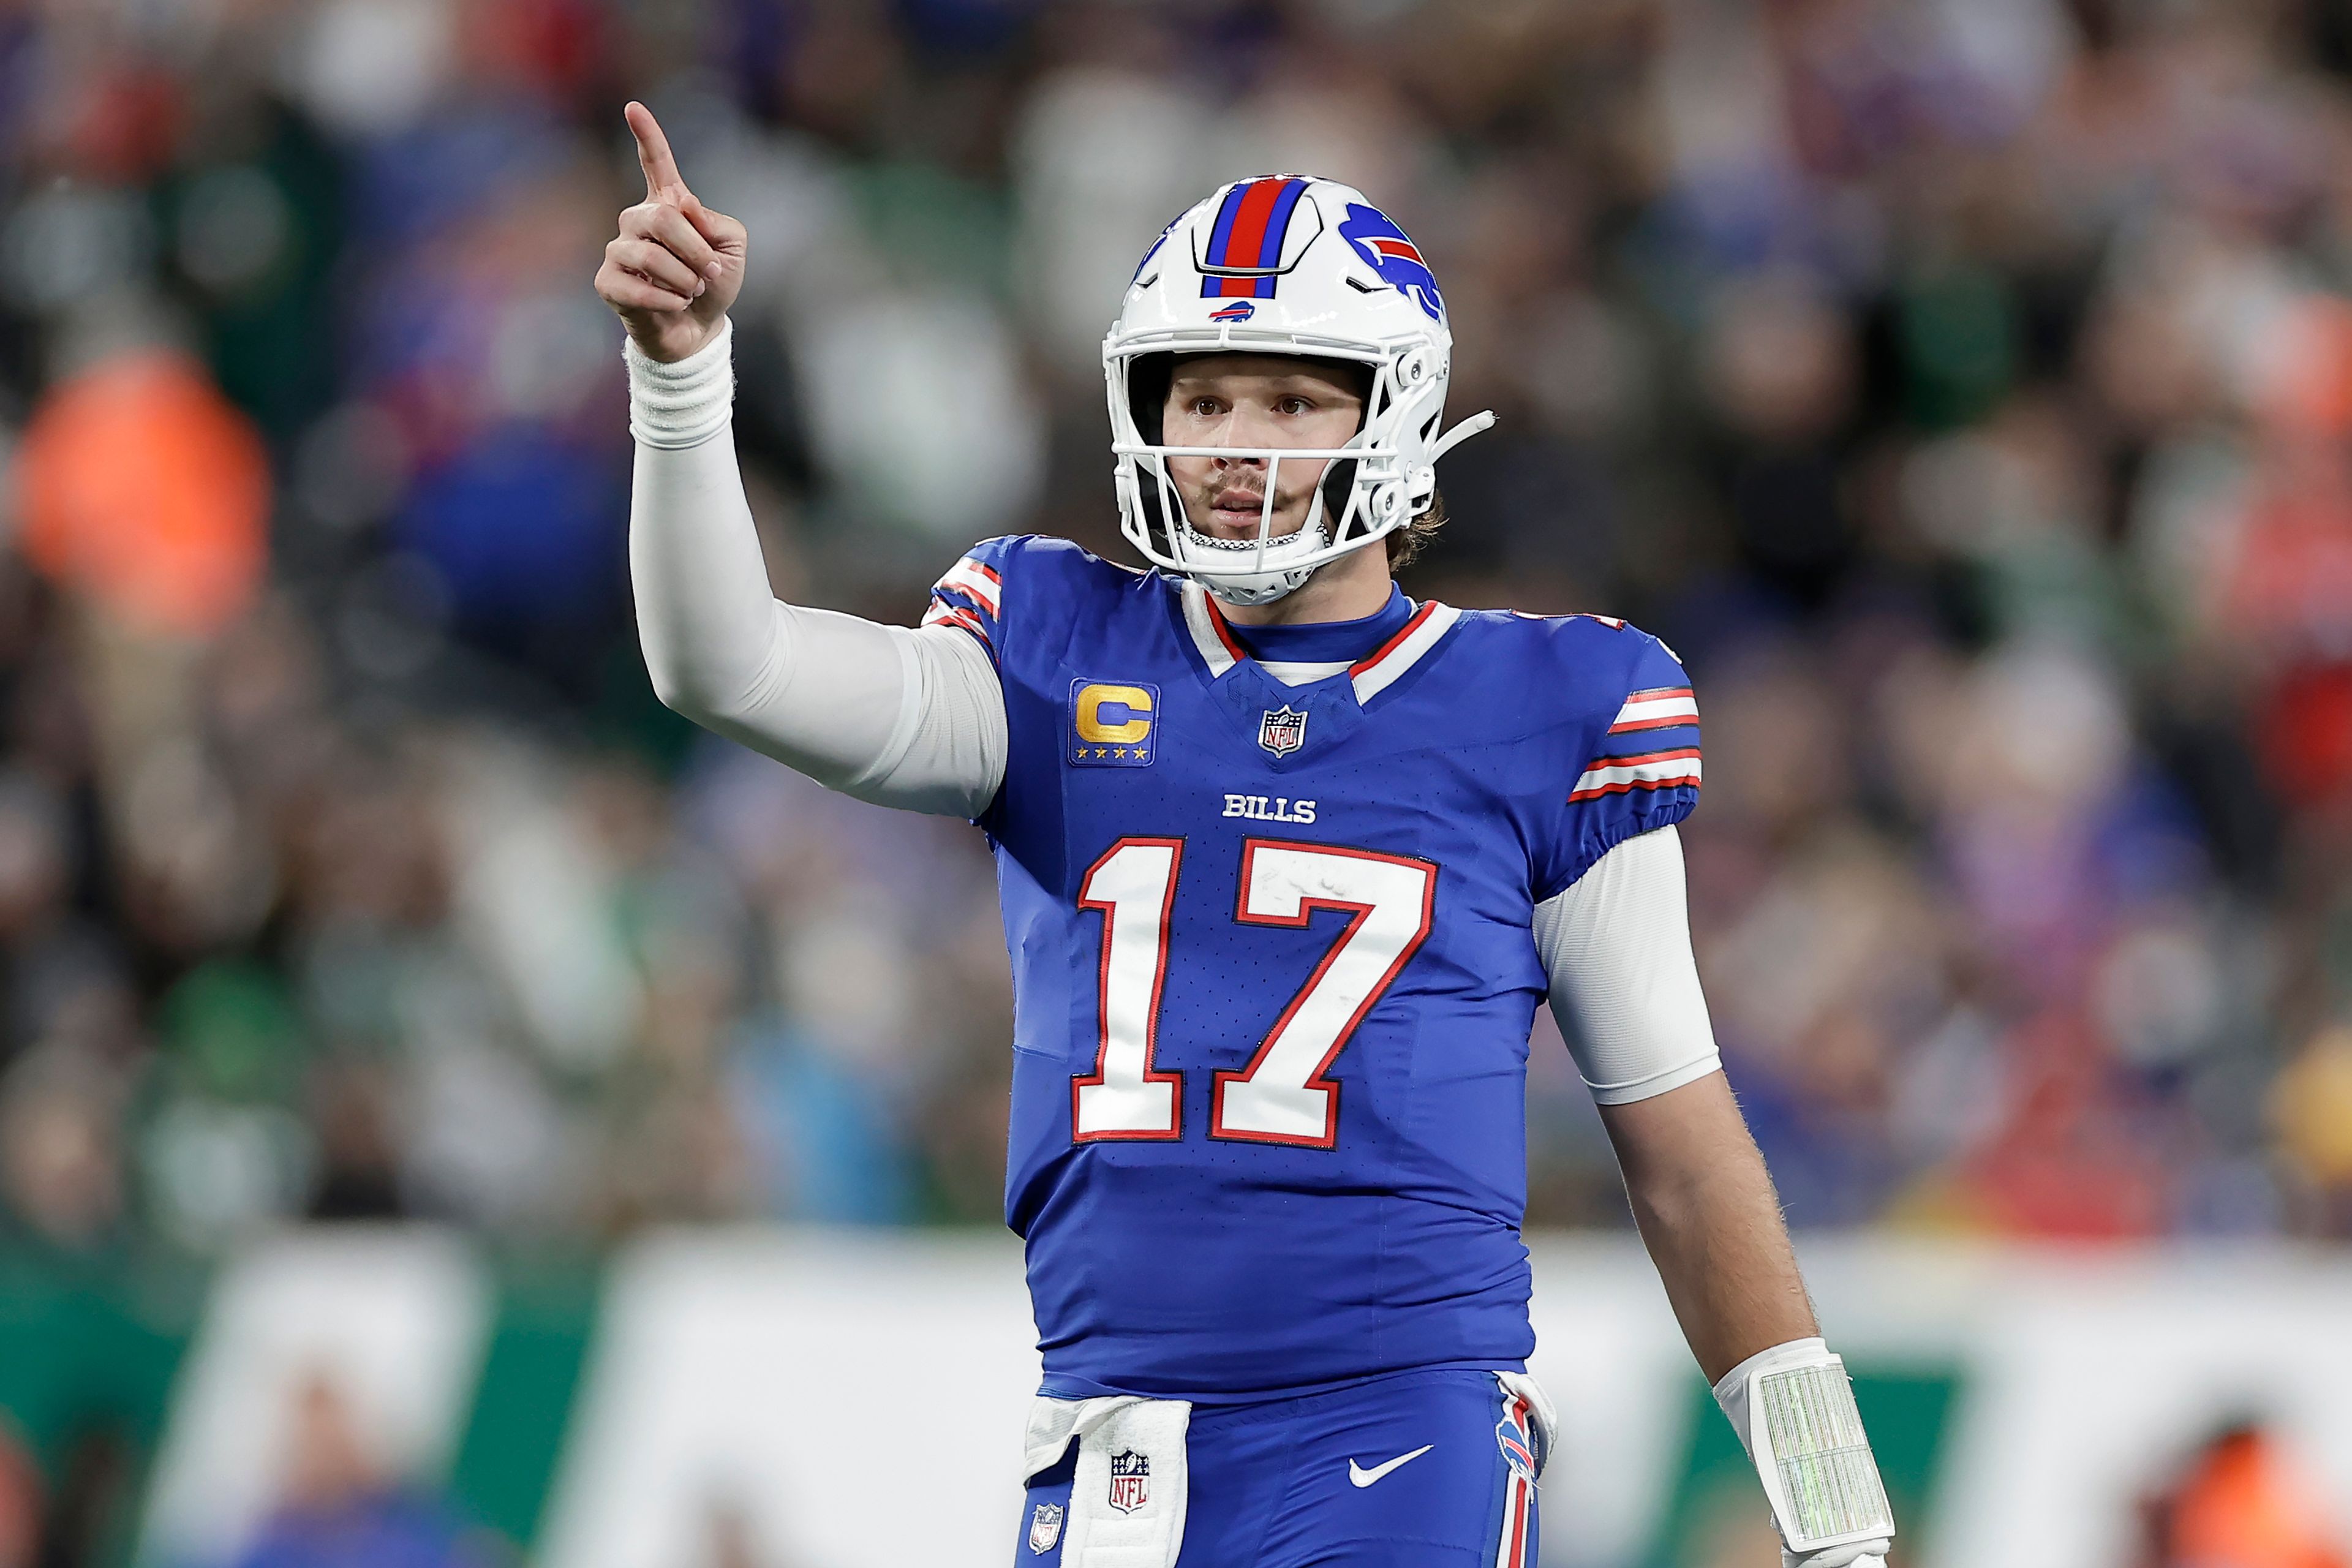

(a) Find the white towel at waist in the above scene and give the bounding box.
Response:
[1023,1394,1192,1568]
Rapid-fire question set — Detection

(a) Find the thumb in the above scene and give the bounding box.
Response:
[679,195,743,251]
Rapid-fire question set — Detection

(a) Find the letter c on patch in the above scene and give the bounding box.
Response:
[1076,684,1155,744]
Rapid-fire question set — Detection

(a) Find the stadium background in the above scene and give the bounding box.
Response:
[1,0,2350,1564]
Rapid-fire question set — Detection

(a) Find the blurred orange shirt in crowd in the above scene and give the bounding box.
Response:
[2157,1427,2351,1568]
[14,350,268,641]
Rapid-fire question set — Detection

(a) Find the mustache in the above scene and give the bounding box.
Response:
[1202,480,1306,507]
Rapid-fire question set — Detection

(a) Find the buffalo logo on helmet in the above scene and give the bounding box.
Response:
[1027,1501,1064,1553]
[1107,1449,1151,1513]
[1257,705,1309,757]
[1131,209,1183,282]
[1338,202,1445,323]
[1208,300,1256,322]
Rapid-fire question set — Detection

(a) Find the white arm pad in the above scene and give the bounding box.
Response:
[1532,826,1723,1104]
[1713,1338,1894,1566]
[627,320,739,449]
[626,326,1008,817]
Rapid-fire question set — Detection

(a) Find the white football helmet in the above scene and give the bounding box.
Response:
[1102,174,1494,605]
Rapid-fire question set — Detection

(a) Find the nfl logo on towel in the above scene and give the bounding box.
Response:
[1107,1450,1151,1513]
[1028,1502,1063,1554]
[1258,705,1308,757]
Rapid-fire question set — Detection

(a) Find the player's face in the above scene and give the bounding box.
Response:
[1161,356,1365,542]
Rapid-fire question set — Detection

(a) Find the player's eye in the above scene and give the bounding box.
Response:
[1276,396,1313,416]
[1189,397,1222,418]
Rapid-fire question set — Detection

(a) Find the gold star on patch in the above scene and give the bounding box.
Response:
[1095,748,1109,758]
[1114,747,1129,758]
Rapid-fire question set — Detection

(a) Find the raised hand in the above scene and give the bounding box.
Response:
[595,102,748,363]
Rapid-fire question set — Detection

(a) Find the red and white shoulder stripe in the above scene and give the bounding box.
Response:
[931,556,1001,619]
[926,552,1005,653]
[1569,747,1702,802]
[921,598,987,640]
[1608,685,1698,734]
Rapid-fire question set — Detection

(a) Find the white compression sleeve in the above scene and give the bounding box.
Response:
[1532,824,1723,1104]
[626,324,1008,817]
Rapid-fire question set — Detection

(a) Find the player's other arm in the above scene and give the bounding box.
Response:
[1600,1079,1893,1568]
[1599,1075,1819,1370]
[597,104,1005,817]
[1539,826,1893,1568]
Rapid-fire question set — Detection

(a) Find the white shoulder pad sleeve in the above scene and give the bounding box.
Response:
[627,326,1008,818]
[1531,824,1723,1104]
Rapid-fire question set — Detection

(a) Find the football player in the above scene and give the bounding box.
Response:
[599,101,1894,1568]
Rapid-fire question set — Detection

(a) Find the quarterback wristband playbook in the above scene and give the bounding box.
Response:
[624,317,734,449]
[1712,1338,1894,1565]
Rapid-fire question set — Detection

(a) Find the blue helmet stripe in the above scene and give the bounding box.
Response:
[1254,178,1308,268]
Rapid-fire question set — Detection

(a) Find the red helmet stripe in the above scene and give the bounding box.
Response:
[1219,178,1289,271]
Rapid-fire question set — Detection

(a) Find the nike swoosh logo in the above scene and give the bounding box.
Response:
[1348,1445,1434,1488]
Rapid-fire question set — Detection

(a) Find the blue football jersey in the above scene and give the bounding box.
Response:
[926,537,1702,1400]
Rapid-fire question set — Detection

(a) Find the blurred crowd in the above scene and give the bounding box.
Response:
[3,0,2352,1270]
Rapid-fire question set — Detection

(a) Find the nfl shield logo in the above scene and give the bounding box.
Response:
[1107,1449,1151,1513]
[1028,1501,1063,1554]
[1257,705,1308,757]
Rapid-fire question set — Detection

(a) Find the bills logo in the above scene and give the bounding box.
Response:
[1258,705,1308,756]
[1338,202,1444,323]
[1495,1400,1540,1482]
[1209,300,1256,322]
[1107,1450,1150,1513]
[1028,1502,1063,1553]
[1223,793,1316,823]
[1131,205,1185,282]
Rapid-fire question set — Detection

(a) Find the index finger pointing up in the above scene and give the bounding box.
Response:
[626,101,686,202]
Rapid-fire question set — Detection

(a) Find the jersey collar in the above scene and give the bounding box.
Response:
[1223,584,1413,663]
[1178,579,1461,707]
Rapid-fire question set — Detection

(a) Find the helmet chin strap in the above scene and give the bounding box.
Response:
[1183,512,1330,606]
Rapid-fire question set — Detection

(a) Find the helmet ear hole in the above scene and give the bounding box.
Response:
[1128,353,1175,443]
[1317,457,1359,536]
[1132,456,1181,559]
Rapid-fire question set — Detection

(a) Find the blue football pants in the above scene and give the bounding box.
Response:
[1015,1368,1543,1568]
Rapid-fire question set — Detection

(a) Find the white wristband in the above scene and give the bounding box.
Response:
[1711,1336,1829,1455]
[1713,1337,1894,1564]
[625,317,734,450]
